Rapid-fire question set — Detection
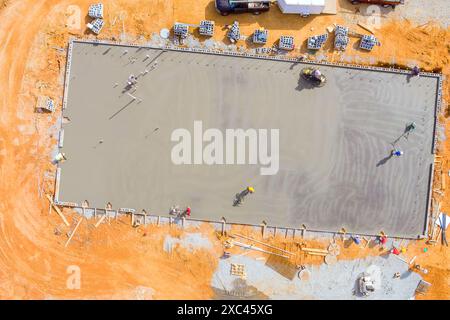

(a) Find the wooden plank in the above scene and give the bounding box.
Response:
[65,217,83,248]
[231,233,294,255]
[301,247,328,254]
[304,251,327,256]
[46,194,70,226]
[357,22,375,34]
[232,240,290,258]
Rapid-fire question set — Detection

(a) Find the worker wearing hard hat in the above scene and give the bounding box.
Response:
[243,186,255,197]
[233,187,255,207]
[312,69,322,81]
[392,149,403,157]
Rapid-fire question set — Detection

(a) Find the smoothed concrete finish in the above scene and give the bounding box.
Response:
[59,41,438,237]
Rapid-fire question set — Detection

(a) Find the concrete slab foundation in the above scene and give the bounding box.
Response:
[58,40,440,238]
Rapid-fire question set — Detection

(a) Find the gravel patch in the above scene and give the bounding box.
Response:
[211,253,422,299]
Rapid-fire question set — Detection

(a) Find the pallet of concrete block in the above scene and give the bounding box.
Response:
[359,35,379,51]
[334,25,349,50]
[87,18,104,35]
[253,28,268,44]
[174,23,189,39]
[278,35,295,51]
[88,3,103,19]
[227,21,240,43]
[307,33,328,50]
[36,96,56,113]
[199,20,215,37]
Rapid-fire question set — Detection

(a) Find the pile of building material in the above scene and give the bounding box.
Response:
[226,233,294,259]
[298,241,340,265]
[230,263,246,278]
[36,96,55,113]
[87,19,104,35]
[88,3,103,19]
[199,20,215,37]
[334,25,349,50]
[253,28,268,44]
[415,280,431,295]
[174,23,189,39]
[86,3,104,35]
[307,33,328,50]
[278,35,295,51]
[255,47,273,54]
[227,21,240,43]
[359,34,379,51]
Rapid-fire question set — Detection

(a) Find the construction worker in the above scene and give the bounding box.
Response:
[312,69,322,81]
[406,122,416,132]
[233,187,255,207]
[184,206,191,217]
[378,235,387,246]
[392,149,403,157]
[412,66,420,76]
[352,235,361,245]
[54,152,67,163]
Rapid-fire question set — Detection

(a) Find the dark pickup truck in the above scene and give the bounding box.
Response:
[215,0,271,16]
[349,0,404,8]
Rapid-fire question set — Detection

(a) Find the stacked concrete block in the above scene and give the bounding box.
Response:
[307,34,328,50]
[174,23,189,39]
[359,35,379,51]
[86,3,104,35]
[37,96,56,113]
[199,20,215,37]
[278,36,295,51]
[88,18,104,35]
[334,25,349,51]
[253,29,268,44]
[88,3,104,19]
[227,21,240,43]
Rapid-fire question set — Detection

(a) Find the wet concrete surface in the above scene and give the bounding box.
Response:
[59,41,438,237]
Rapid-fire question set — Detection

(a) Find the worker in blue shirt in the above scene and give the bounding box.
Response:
[392,149,404,157]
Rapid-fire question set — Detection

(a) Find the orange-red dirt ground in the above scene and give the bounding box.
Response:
[0,0,448,299]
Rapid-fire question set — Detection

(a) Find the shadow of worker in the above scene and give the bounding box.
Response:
[376,152,394,167]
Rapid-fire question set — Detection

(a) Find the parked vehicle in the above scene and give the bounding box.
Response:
[215,0,271,16]
[348,0,404,8]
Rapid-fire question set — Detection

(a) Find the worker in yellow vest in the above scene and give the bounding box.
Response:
[233,186,255,206]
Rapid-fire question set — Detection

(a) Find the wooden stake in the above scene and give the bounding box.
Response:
[94,214,107,228]
[65,217,83,248]
[363,237,370,248]
[46,194,69,226]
